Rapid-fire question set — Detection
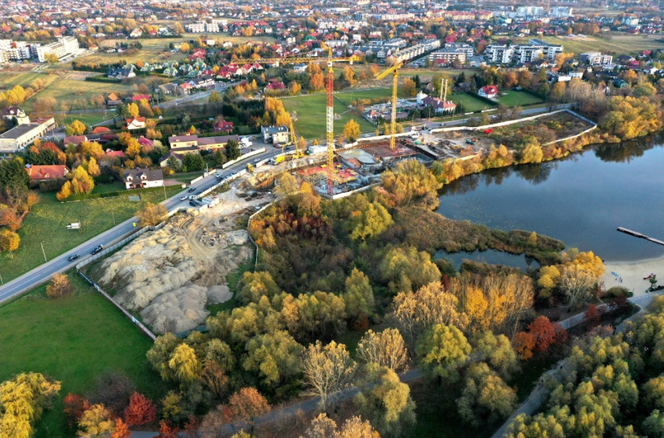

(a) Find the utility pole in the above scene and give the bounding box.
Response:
[111,209,115,225]
[40,241,47,262]
[163,184,167,201]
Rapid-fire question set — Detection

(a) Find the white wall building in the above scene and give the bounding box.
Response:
[36,36,79,62]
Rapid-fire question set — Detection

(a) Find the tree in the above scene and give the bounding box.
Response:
[0,229,20,253]
[456,362,517,427]
[527,316,566,352]
[633,83,656,97]
[225,387,270,437]
[354,365,416,437]
[56,181,73,201]
[302,341,357,409]
[46,273,73,299]
[156,420,180,438]
[0,373,61,438]
[112,418,131,438]
[69,166,95,196]
[416,324,471,383]
[512,332,535,360]
[350,202,393,242]
[642,376,664,410]
[472,331,519,379]
[209,91,222,103]
[63,393,88,427]
[65,120,87,136]
[168,343,202,385]
[290,81,302,95]
[87,157,101,177]
[125,138,141,159]
[357,328,409,371]
[239,271,281,304]
[243,330,303,387]
[344,268,375,320]
[181,153,205,173]
[123,392,157,426]
[304,414,380,438]
[78,404,115,437]
[0,156,30,191]
[403,78,417,97]
[380,246,441,294]
[44,53,59,64]
[559,265,596,310]
[343,119,361,142]
[274,172,299,197]
[643,410,664,437]
[137,202,168,227]
[225,139,241,161]
[173,22,185,34]
[310,73,325,91]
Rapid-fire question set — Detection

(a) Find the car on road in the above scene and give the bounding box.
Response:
[189,200,198,207]
[188,187,196,193]
[67,254,80,262]
[180,196,187,201]
[253,158,260,163]
[91,245,104,255]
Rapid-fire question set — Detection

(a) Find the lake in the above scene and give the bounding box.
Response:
[437,142,664,262]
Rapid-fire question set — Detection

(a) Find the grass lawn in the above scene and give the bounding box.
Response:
[450,93,496,112]
[496,90,544,107]
[281,93,375,140]
[514,34,664,56]
[63,111,116,126]
[0,272,167,438]
[334,87,408,104]
[0,186,183,283]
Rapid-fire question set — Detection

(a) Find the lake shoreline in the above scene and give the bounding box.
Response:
[600,255,664,298]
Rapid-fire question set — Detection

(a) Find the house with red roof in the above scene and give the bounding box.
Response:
[92,126,111,134]
[63,135,88,146]
[266,81,285,91]
[126,117,146,130]
[478,85,499,99]
[131,94,151,102]
[137,136,154,148]
[25,164,70,182]
[213,119,234,132]
[105,149,125,159]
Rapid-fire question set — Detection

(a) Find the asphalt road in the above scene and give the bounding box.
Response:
[0,146,282,304]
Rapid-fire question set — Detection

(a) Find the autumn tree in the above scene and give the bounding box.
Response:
[343,268,375,320]
[137,202,168,227]
[559,264,596,310]
[310,73,325,91]
[403,78,417,97]
[225,387,270,437]
[69,166,95,196]
[156,420,180,438]
[243,330,303,388]
[173,22,185,34]
[123,392,157,426]
[239,271,281,304]
[341,119,361,143]
[0,229,20,253]
[87,157,101,177]
[66,120,87,136]
[357,328,409,371]
[527,316,566,352]
[112,418,131,438]
[46,273,73,299]
[512,332,535,360]
[472,331,519,380]
[302,341,357,409]
[354,364,417,437]
[416,323,471,383]
[168,343,202,385]
[456,362,517,427]
[350,202,393,242]
[0,373,61,438]
[380,246,441,294]
[63,393,88,427]
[380,160,441,208]
[78,404,115,437]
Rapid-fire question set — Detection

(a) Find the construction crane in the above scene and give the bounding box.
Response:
[231,51,357,193]
[289,123,305,159]
[374,61,404,150]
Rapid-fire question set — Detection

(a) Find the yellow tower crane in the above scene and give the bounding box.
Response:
[374,61,404,150]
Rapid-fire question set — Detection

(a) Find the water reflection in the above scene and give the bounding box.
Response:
[594,141,655,163]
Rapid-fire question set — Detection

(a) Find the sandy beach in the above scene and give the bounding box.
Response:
[600,255,664,297]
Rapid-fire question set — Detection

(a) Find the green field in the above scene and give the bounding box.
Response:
[449,93,496,112]
[281,93,376,140]
[496,90,544,107]
[63,111,116,126]
[0,186,183,283]
[0,272,166,438]
[514,34,664,56]
[334,87,407,104]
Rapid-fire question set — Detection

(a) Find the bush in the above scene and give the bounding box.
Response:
[605,286,630,298]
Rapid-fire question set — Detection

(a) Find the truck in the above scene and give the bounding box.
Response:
[240,137,253,149]
[246,163,254,172]
[307,145,327,155]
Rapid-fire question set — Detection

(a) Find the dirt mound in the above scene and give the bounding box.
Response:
[140,284,209,334]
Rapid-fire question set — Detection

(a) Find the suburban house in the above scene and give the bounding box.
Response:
[168,134,240,150]
[63,135,88,146]
[213,119,234,132]
[158,147,198,168]
[92,126,111,134]
[130,94,151,102]
[126,116,146,130]
[123,167,164,189]
[421,96,457,114]
[261,125,289,144]
[478,85,499,99]
[108,65,136,80]
[106,93,122,106]
[2,107,30,125]
[25,164,69,182]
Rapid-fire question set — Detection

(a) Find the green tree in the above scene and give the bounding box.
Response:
[416,324,471,383]
[243,330,303,388]
[472,331,519,380]
[343,268,375,319]
[380,246,441,294]
[354,365,417,437]
[181,153,205,172]
[350,202,393,242]
[456,362,517,427]
[643,410,664,437]
[0,156,29,191]
[209,91,222,103]
[147,333,181,381]
[224,139,241,161]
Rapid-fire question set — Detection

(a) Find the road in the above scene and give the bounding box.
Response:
[0,146,282,304]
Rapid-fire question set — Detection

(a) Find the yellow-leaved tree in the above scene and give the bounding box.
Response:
[0,372,61,438]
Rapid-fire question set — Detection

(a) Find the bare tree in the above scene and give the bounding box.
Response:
[356,328,409,371]
[560,265,596,310]
[301,341,357,409]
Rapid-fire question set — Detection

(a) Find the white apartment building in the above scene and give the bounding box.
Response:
[485,40,562,64]
[36,36,79,62]
[429,49,467,64]
[580,52,613,67]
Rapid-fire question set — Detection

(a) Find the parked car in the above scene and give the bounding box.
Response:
[91,245,104,255]
[67,254,80,262]
[189,200,198,207]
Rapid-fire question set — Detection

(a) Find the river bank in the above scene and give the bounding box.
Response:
[600,255,664,298]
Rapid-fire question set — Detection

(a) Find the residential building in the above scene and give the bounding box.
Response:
[63,135,88,146]
[2,107,30,125]
[126,117,146,130]
[261,126,289,144]
[478,85,499,99]
[485,40,562,64]
[0,119,55,154]
[108,65,136,80]
[213,119,234,132]
[123,168,164,190]
[429,48,467,64]
[36,36,79,62]
[169,134,240,150]
[25,164,70,182]
[580,52,613,67]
